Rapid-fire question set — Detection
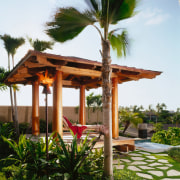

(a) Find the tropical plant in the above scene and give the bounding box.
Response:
[168,147,180,163]
[1,134,55,179]
[51,133,102,179]
[46,1,137,177]
[86,93,102,123]
[151,127,180,145]
[119,108,143,134]
[0,34,25,137]
[0,67,8,91]
[27,37,54,52]
[86,92,95,121]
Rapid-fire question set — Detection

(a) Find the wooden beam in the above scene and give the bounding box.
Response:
[57,66,118,78]
[32,80,40,135]
[79,85,86,125]
[53,71,63,137]
[112,77,119,139]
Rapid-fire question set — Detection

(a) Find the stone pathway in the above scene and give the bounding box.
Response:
[113,150,180,180]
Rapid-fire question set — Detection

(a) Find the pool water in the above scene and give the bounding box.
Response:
[135,139,177,153]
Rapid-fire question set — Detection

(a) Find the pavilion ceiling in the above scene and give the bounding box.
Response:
[4,50,162,89]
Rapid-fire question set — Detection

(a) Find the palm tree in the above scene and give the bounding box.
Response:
[0,67,8,91]
[46,0,137,177]
[27,37,54,52]
[119,108,143,134]
[0,34,25,137]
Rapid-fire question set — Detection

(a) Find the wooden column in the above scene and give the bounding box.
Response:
[32,80,40,135]
[112,77,119,139]
[53,71,63,137]
[79,85,86,125]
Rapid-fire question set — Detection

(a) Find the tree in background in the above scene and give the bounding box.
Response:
[86,93,102,124]
[0,34,25,137]
[27,37,54,52]
[0,67,8,91]
[46,1,137,177]
[119,107,143,134]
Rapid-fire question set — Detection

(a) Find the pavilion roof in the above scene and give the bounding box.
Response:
[4,50,162,89]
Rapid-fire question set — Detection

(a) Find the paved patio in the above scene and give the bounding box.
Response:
[113,150,180,179]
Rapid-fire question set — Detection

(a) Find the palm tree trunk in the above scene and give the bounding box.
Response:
[14,89,19,137]
[102,39,113,177]
[12,55,19,137]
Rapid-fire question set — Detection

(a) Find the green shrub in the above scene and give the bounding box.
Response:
[151,127,180,145]
[39,119,52,133]
[153,122,163,132]
[168,147,180,162]
[113,169,144,180]
[19,122,31,134]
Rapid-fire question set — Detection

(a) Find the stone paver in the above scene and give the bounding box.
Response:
[136,173,153,179]
[158,154,169,156]
[131,157,145,161]
[158,159,169,163]
[167,169,180,177]
[145,159,155,162]
[120,159,131,163]
[128,166,141,171]
[158,166,169,170]
[146,155,157,159]
[129,153,142,156]
[149,162,162,166]
[139,166,154,170]
[148,170,164,177]
[162,178,180,180]
[138,152,151,155]
[166,164,173,167]
[114,165,124,170]
[113,159,120,164]
[131,161,147,165]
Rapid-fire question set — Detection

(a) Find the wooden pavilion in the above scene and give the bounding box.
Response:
[4,50,161,139]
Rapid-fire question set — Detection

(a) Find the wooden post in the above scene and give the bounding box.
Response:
[112,77,119,139]
[79,85,86,125]
[53,71,63,137]
[32,80,40,135]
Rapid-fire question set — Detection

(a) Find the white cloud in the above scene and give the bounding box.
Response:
[124,8,170,26]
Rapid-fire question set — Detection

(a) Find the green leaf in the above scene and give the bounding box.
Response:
[108,0,137,24]
[46,7,97,42]
[108,30,129,57]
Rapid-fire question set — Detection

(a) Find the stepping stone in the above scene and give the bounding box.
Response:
[146,160,155,162]
[136,173,153,179]
[158,166,169,170]
[167,169,180,176]
[149,162,162,166]
[121,159,131,163]
[114,165,124,169]
[139,152,151,155]
[129,153,142,156]
[128,166,141,171]
[157,154,169,156]
[113,159,120,164]
[162,178,179,180]
[158,159,169,163]
[139,166,154,170]
[131,157,145,161]
[148,170,164,177]
[146,155,157,159]
[166,164,173,167]
[131,161,147,165]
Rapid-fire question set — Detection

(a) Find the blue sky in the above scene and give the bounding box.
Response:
[0,0,180,111]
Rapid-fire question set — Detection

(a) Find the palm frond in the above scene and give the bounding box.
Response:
[27,37,54,52]
[46,7,97,42]
[108,30,129,57]
[108,0,137,24]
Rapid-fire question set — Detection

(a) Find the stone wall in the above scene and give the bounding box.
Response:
[0,106,103,125]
